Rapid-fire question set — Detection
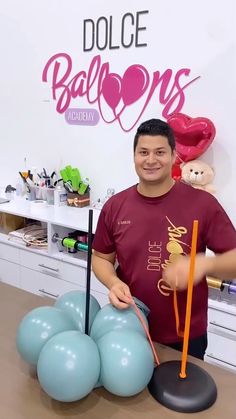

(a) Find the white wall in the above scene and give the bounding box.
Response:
[0,0,235,224]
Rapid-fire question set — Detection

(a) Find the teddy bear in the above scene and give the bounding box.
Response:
[181,159,215,194]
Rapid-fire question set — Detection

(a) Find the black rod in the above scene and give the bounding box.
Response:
[85,209,93,335]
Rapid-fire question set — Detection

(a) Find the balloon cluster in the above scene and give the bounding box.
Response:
[16,290,155,402]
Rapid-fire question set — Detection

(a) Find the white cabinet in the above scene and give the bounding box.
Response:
[60,260,86,286]
[20,266,85,299]
[0,258,20,287]
[205,301,236,373]
[208,305,236,332]
[20,250,61,277]
[0,242,20,264]
[19,250,109,306]
[0,199,108,306]
[20,249,86,286]
[0,242,20,287]
[206,333,236,372]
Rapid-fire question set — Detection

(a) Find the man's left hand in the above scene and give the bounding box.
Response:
[163,254,209,290]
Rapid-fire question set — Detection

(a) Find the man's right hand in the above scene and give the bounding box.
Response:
[109,281,133,309]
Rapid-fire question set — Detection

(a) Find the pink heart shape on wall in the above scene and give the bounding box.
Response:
[167,113,216,163]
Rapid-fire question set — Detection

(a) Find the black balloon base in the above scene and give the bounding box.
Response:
[148,361,217,413]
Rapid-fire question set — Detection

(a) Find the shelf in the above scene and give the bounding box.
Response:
[0,197,101,265]
[0,198,100,233]
[0,232,48,256]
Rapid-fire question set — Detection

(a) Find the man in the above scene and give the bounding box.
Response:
[92,118,236,359]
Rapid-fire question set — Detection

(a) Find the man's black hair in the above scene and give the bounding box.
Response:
[133,118,175,152]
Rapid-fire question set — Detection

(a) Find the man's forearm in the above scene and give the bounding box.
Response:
[92,253,122,290]
[205,249,236,279]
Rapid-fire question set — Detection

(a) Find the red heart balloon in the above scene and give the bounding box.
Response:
[167,113,216,163]
[172,163,182,180]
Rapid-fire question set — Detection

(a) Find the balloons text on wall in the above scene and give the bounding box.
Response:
[167,112,216,165]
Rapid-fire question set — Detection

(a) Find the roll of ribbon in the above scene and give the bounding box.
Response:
[62,237,76,249]
[206,277,224,291]
[61,237,88,252]
[228,282,236,295]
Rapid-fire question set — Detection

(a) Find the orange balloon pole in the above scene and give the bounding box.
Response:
[179,220,199,379]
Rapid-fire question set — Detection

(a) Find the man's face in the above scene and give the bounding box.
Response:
[134,135,176,184]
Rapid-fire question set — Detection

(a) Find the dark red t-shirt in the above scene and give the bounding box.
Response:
[92,182,236,344]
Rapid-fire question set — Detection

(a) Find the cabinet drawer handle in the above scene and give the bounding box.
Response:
[206,354,236,368]
[209,321,236,333]
[38,263,59,272]
[38,288,59,299]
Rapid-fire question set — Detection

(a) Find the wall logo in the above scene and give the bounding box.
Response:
[42,11,200,131]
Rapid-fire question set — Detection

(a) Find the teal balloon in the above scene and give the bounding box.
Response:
[54,290,101,332]
[16,306,75,366]
[97,330,154,396]
[90,303,149,342]
[37,330,100,402]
